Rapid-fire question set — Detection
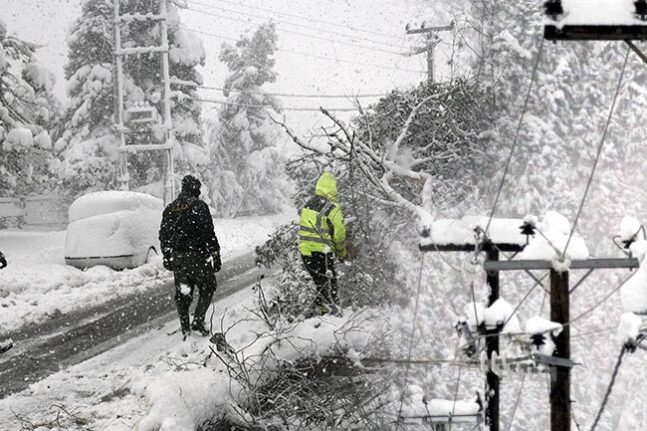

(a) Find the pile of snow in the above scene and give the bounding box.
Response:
[68,190,162,222]
[135,308,380,431]
[400,384,481,419]
[517,211,589,261]
[621,239,647,313]
[421,215,527,247]
[548,0,643,26]
[459,298,520,333]
[619,216,642,244]
[618,312,643,346]
[65,191,163,266]
[526,316,563,356]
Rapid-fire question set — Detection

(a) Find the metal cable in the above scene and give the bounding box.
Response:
[588,347,627,431]
[396,253,427,421]
[562,47,630,258]
[484,38,545,236]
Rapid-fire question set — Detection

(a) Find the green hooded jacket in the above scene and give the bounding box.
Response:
[298,172,347,258]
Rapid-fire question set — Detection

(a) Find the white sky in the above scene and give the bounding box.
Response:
[2,0,455,135]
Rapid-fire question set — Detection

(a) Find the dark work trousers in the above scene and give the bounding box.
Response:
[173,251,217,333]
[302,252,339,306]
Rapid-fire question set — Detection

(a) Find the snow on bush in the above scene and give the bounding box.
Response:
[518,210,589,261]
[134,309,381,431]
[5,127,33,150]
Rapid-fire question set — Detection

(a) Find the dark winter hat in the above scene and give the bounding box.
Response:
[181,175,201,196]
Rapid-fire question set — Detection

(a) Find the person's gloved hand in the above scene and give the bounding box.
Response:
[211,250,222,273]
[0,252,6,270]
[162,248,174,271]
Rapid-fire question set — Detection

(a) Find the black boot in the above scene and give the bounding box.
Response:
[191,318,210,336]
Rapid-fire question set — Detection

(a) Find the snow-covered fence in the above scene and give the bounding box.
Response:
[0,195,68,229]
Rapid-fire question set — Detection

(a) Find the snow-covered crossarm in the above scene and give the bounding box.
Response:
[115,45,169,56]
[544,0,647,40]
[419,216,527,251]
[114,12,167,23]
[484,258,639,271]
[399,393,483,424]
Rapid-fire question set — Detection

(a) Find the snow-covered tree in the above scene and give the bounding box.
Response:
[55,0,206,196]
[202,22,289,217]
[0,18,59,196]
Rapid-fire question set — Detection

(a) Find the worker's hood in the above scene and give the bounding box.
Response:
[315,172,338,203]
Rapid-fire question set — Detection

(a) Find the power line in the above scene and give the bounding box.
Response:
[186,0,403,41]
[484,38,545,237]
[562,48,630,258]
[191,29,424,74]
[184,0,405,49]
[183,5,406,56]
[197,85,390,99]
[197,97,359,112]
[588,346,628,431]
[397,253,426,421]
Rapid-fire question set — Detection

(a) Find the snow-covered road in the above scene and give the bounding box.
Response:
[0,251,265,398]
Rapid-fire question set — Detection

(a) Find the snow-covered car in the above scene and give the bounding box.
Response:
[64,191,163,270]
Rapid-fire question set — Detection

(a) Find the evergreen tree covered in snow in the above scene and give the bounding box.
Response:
[202,22,289,217]
[55,0,206,195]
[0,18,59,196]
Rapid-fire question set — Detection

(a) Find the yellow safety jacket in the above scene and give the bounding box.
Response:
[299,172,347,258]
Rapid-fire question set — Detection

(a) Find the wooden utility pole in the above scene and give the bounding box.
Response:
[420,239,526,431]
[485,247,500,431]
[405,21,454,84]
[483,257,639,431]
[550,269,570,431]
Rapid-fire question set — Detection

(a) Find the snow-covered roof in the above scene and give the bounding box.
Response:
[420,216,527,249]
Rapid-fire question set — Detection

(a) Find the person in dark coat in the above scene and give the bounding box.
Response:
[159,175,221,339]
[0,250,10,354]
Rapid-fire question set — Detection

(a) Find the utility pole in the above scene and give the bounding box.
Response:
[405,21,454,84]
[483,257,640,431]
[113,0,176,204]
[485,246,500,431]
[550,269,570,431]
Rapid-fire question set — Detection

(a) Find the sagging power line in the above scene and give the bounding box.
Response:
[183,6,406,56]
[186,0,404,41]
[197,97,359,112]
[191,29,425,74]
[184,0,405,50]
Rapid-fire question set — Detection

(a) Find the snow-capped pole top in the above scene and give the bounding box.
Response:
[419,216,528,249]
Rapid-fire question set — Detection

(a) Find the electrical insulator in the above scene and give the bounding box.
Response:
[544,0,564,20]
[636,1,647,21]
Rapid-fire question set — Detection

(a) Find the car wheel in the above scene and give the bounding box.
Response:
[145,247,158,264]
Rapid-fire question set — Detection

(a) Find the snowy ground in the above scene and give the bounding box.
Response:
[0,283,380,430]
[0,214,292,335]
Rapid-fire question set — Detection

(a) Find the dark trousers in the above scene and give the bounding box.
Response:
[173,251,217,333]
[302,252,339,306]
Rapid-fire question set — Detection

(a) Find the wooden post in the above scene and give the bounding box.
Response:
[485,247,500,431]
[550,269,570,431]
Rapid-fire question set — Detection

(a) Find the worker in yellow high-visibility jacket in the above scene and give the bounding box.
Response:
[299,171,347,314]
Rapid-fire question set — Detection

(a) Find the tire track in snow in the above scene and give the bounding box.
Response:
[0,252,264,399]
